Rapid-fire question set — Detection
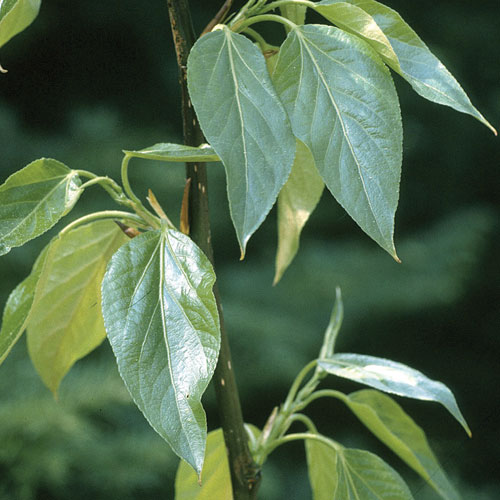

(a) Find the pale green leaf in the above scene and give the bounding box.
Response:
[307,439,413,499]
[314,0,399,68]
[123,143,220,162]
[0,158,82,255]
[318,354,471,436]
[280,4,307,30]
[175,425,260,500]
[0,245,48,364]
[187,26,296,255]
[101,228,221,475]
[342,389,460,500]
[274,140,324,284]
[0,0,41,49]
[306,438,339,500]
[317,0,496,133]
[273,25,402,259]
[26,220,128,395]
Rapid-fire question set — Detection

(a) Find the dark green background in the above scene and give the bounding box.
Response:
[0,1,499,498]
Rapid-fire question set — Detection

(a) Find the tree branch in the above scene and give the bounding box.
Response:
[166,1,260,498]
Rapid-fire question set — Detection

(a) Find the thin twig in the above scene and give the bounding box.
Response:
[201,0,234,36]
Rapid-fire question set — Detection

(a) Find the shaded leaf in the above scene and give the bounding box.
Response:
[175,429,231,500]
[0,158,82,255]
[0,0,41,49]
[123,143,219,163]
[273,25,402,258]
[175,426,260,500]
[280,4,307,29]
[27,220,128,395]
[318,354,470,435]
[316,0,495,133]
[342,389,460,500]
[306,437,338,500]
[0,245,48,364]
[101,228,220,475]
[274,140,324,284]
[187,26,296,255]
[306,438,413,499]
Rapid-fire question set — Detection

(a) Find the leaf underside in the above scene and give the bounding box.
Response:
[27,221,128,395]
[101,228,221,475]
[187,26,296,255]
[0,0,41,49]
[123,143,220,163]
[273,24,402,259]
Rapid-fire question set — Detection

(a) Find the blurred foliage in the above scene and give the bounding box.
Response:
[1,0,499,499]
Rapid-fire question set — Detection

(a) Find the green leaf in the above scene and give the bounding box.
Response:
[318,354,471,436]
[123,143,220,162]
[0,158,82,255]
[175,425,260,500]
[274,140,324,284]
[273,25,402,259]
[101,228,221,475]
[306,437,338,500]
[280,4,307,29]
[0,245,48,364]
[341,389,460,500]
[316,0,496,134]
[0,0,41,49]
[306,439,413,499]
[26,220,128,395]
[314,0,399,68]
[187,26,296,256]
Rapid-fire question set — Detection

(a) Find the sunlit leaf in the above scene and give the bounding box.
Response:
[341,390,460,500]
[0,158,82,255]
[0,245,48,364]
[187,26,296,255]
[318,353,471,435]
[0,0,41,49]
[101,228,221,475]
[274,140,324,284]
[273,25,402,259]
[26,221,128,395]
[315,0,496,133]
[123,143,220,162]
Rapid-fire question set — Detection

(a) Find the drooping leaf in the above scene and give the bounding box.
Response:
[175,425,260,500]
[0,158,82,255]
[101,228,221,475]
[314,0,399,68]
[273,25,402,259]
[0,245,48,364]
[306,437,339,500]
[306,438,413,499]
[274,140,324,284]
[123,143,220,163]
[26,220,128,395]
[317,287,343,361]
[341,389,460,500]
[315,0,496,133]
[0,0,41,49]
[187,26,296,255]
[318,353,471,436]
